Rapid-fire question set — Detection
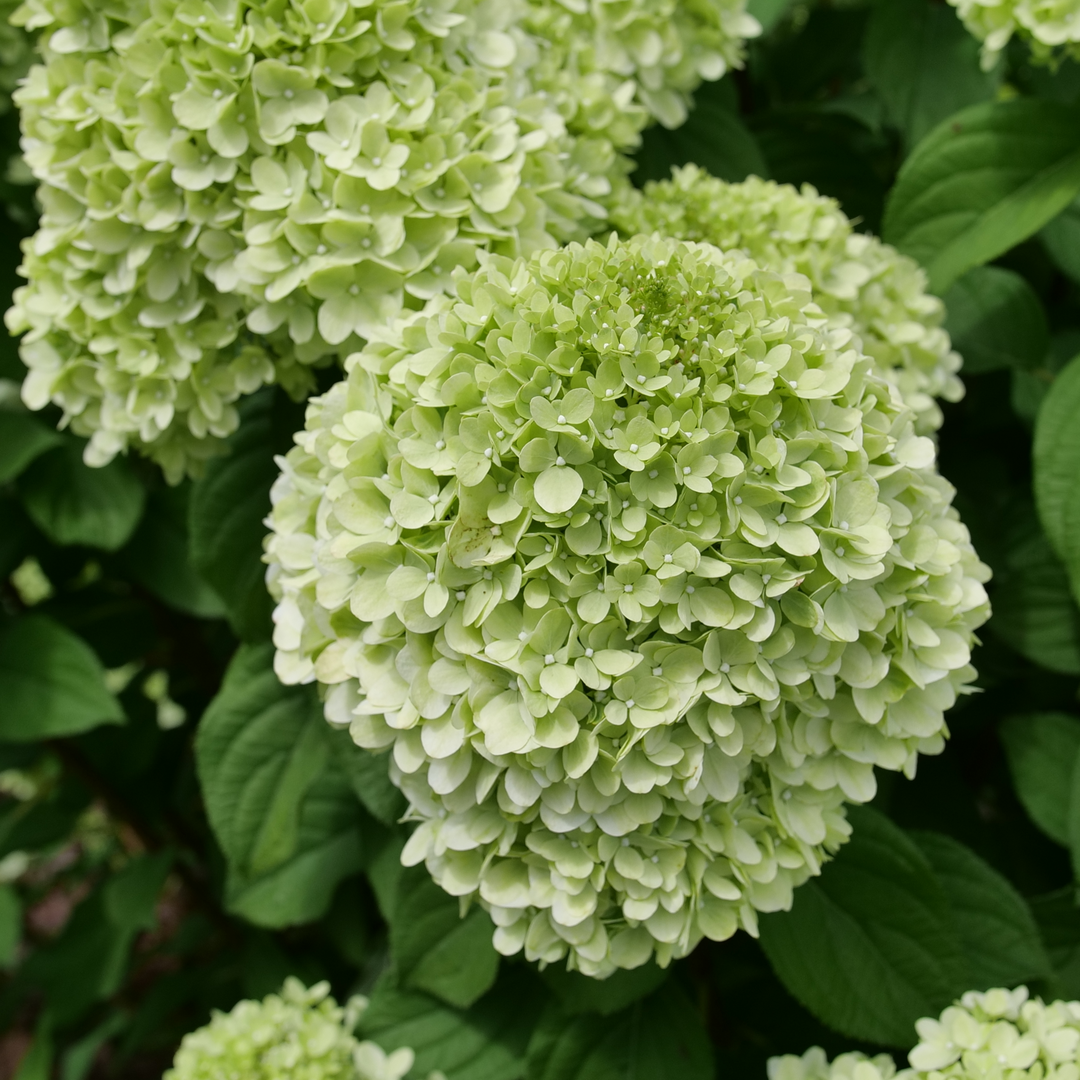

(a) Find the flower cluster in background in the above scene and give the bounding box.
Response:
[611,167,964,435]
[5,0,757,480]
[770,987,1080,1080]
[265,233,990,976]
[946,0,1080,68]
[165,978,432,1080]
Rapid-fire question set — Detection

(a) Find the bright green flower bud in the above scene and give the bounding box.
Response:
[8,0,758,478]
[265,234,989,977]
[164,979,430,1080]
[771,987,1080,1080]
[610,166,964,435]
[945,0,1080,68]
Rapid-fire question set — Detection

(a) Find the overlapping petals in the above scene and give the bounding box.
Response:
[7,0,757,478]
[611,167,964,435]
[265,234,990,977]
[771,987,1080,1080]
[946,0,1080,67]
[164,978,426,1080]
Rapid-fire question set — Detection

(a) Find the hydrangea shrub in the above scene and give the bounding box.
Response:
[770,987,1080,1080]
[946,0,1080,68]
[265,233,990,976]
[610,166,964,435]
[165,978,432,1080]
[5,0,757,480]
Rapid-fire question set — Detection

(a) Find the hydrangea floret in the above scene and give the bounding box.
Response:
[6,0,757,480]
[523,0,760,136]
[770,986,1080,1080]
[945,0,1080,68]
[164,978,438,1080]
[265,233,990,977]
[610,167,963,435]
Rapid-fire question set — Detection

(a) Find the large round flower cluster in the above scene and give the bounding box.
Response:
[6,0,757,479]
[946,0,1080,68]
[265,234,990,977]
[524,0,761,136]
[610,167,964,435]
[770,987,1080,1080]
[165,978,433,1080]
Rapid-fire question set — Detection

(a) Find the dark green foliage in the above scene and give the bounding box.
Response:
[4,2,1080,1078]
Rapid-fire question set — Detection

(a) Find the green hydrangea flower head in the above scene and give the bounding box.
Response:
[610,166,964,435]
[770,987,1080,1080]
[7,0,759,480]
[524,0,760,138]
[945,0,1080,68]
[164,978,432,1080]
[769,1047,901,1080]
[265,233,990,977]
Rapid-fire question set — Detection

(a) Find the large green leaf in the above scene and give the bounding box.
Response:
[758,806,966,1045]
[0,884,21,968]
[0,616,124,741]
[991,529,1080,675]
[912,832,1051,988]
[195,644,371,927]
[1041,197,1080,284]
[18,442,146,551]
[525,982,713,1080]
[0,410,62,486]
[1034,353,1080,602]
[122,485,226,619]
[862,0,997,149]
[360,977,535,1080]
[944,266,1048,376]
[1030,889,1080,999]
[1000,713,1080,847]
[189,393,287,641]
[883,99,1080,293]
[390,867,500,1009]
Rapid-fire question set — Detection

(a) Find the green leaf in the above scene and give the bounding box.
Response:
[1041,196,1080,284]
[24,890,134,1025]
[340,747,406,826]
[0,883,21,968]
[525,981,713,1080]
[122,485,226,619]
[195,643,371,927]
[19,442,146,551]
[103,851,173,932]
[1000,712,1080,847]
[0,410,62,485]
[60,1013,127,1080]
[758,805,965,1046]
[1030,888,1080,999]
[360,977,535,1080]
[1034,353,1080,602]
[0,616,124,741]
[912,832,1051,988]
[883,99,1080,293]
[991,528,1080,675]
[862,0,997,150]
[944,266,1049,375]
[539,964,669,1017]
[390,867,500,1008]
[13,1022,52,1080]
[634,79,769,187]
[747,0,792,33]
[189,393,291,641]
